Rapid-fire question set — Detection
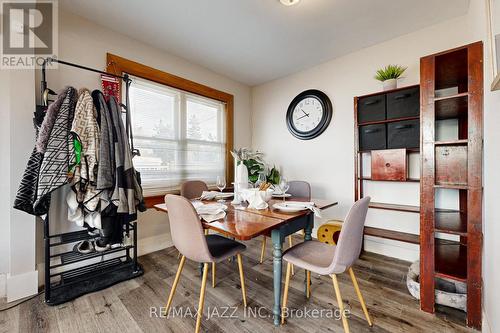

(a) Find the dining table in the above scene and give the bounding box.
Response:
[154,196,338,326]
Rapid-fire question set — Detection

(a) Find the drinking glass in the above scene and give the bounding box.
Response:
[279,177,289,203]
[216,176,226,202]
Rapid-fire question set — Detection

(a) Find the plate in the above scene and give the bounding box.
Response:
[272,202,308,213]
[272,193,292,198]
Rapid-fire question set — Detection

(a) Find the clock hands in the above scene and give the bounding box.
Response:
[300,108,310,117]
[296,114,309,120]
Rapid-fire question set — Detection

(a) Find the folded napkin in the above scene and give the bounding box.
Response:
[195,203,227,222]
[282,201,322,218]
[199,191,221,200]
[245,191,268,210]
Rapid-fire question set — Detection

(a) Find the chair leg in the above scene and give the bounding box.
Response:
[331,274,350,333]
[306,270,311,299]
[348,268,372,326]
[195,263,209,333]
[166,255,186,314]
[212,262,216,288]
[260,236,266,264]
[288,235,295,275]
[236,254,247,307]
[281,262,292,325]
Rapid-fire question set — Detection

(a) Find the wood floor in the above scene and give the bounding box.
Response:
[0,236,476,333]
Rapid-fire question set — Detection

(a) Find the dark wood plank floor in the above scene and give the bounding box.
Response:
[0,236,476,333]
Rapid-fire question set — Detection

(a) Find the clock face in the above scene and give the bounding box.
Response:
[286,90,332,140]
[292,97,324,133]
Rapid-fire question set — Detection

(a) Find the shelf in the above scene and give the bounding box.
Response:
[368,202,420,213]
[435,240,467,282]
[50,246,131,269]
[364,226,419,244]
[359,147,420,153]
[435,211,467,236]
[435,93,468,120]
[358,115,419,126]
[434,184,468,190]
[359,177,420,182]
[435,48,468,91]
[434,139,468,146]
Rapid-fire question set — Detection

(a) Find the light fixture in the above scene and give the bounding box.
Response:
[280,0,300,6]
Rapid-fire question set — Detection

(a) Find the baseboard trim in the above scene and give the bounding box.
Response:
[137,233,172,257]
[364,235,419,262]
[6,270,38,302]
[483,309,492,333]
[0,274,6,298]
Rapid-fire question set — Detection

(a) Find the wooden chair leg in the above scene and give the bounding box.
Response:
[166,255,186,313]
[195,263,209,333]
[236,254,247,307]
[306,270,311,299]
[281,262,292,325]
[260,236,266,264]
[288,235,295,275]
[331,274,350,333]
[348,268,372,326]
[212,262,216,288]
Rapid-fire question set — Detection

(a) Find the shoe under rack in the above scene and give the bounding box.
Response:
[43,216,143,306]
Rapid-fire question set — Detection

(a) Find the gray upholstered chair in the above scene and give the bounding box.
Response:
[260,180,311,276]
[164,194,247,333]
[281,197,372,333]
[180,180,209,199]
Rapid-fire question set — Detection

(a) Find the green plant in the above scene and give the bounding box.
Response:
[243,158,265,183]
[374,65,407,82]
[266,166,280,185]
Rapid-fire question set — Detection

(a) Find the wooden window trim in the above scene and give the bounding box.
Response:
[106,53,234,206]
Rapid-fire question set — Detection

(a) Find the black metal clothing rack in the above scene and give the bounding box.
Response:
[40,58,143,305]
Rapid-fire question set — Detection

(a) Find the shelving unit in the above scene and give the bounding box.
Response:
[420,41,483,330]
[354,84,421,245]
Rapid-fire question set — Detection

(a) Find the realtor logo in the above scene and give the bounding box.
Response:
[1,0,58,69]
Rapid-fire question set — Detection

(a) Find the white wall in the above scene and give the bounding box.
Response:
[0,68,39,301]
[252,1,499,331]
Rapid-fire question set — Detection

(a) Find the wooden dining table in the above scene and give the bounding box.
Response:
[154,197,338,326]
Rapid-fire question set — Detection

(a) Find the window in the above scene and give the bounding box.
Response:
[128,76,227,196]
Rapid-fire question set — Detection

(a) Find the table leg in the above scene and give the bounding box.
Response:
[199,263,203,278]
[271,229,283,327]
[304,213,314,295]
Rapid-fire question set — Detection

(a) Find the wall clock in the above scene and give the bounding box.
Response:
[286,89,333,140]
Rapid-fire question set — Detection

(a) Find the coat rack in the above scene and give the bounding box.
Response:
[40,58,143,305]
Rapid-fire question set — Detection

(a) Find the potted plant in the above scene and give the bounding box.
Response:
[374,64,407,90]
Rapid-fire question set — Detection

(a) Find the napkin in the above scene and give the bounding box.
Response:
[247,192,268,210]
[282,201,322,218]
[199,191,220,200]
[195,203,227,222]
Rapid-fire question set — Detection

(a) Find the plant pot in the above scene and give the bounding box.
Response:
[383,78,397,91]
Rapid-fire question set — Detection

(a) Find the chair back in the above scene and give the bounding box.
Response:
[328,197,370,273]
[164,194,213,263]
[180,180,209,199]
[288,181,311,200]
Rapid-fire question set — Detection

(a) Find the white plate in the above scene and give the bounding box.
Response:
[272,202,308,213]
[272,193,292,198]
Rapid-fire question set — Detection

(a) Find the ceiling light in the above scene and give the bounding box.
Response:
[280,0,300,6]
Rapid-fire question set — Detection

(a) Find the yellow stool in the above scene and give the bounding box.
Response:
[317,220,343,245]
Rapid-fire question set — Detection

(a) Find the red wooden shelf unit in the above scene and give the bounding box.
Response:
[420,41,483,330]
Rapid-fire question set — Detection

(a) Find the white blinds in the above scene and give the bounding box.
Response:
[127,75,226,196]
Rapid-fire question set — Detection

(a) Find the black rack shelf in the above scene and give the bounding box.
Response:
[41,57,143,306]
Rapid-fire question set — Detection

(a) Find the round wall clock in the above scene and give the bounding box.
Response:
[286,89,333,140]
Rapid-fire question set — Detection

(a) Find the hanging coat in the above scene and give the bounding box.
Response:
[108,96,144,217]
[70,88,102,213]
[33,87,78,212]
[13,87,70,216]
[94,90,115,190]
